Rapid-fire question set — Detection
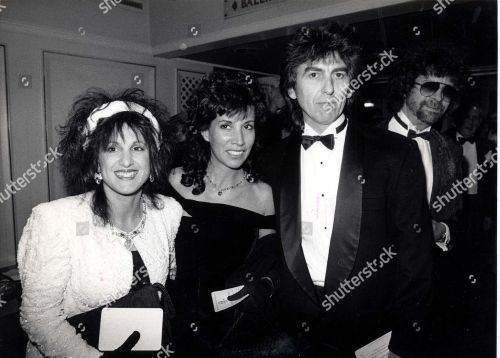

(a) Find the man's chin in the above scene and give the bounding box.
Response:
[417,110,442,126]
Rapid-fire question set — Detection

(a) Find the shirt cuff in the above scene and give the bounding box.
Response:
[435,222,450,252]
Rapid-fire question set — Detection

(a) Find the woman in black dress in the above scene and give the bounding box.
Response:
[167,71,295,357]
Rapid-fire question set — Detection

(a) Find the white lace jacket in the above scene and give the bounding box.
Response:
[17,193,182,358]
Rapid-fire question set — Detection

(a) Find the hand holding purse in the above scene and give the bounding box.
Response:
[99,331,140,357]
[68,282,175,350]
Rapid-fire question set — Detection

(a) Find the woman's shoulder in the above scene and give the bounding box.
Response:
[150,195,183,238]
[249,180,273,201]
[246,180,274,215]
[22,194,92,239]
[32,193,90,217]
[153,194,183,217]
[168,167,184,185]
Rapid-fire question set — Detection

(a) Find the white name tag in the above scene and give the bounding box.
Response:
[355,331,392,358]
[211,286,249,312]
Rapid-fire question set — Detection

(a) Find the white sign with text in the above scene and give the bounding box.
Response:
[211,285,249,312]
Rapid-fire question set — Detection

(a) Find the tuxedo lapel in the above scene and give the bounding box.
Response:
[279,134,318,304]
[324,123,363,295]
[428,130,441,204]
[428,129,463,220]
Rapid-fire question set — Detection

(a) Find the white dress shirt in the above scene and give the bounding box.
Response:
[388,111,450,251]
[388,111,433,203]
[457,132,479,195]
[301,115,348,287]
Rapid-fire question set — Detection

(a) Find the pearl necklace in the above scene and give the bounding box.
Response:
[205,173,246,196]
[110,200,147,251]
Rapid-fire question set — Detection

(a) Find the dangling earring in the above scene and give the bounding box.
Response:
[94,172,102,185]
[149,174,154,183]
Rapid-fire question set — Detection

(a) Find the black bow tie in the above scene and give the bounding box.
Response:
[302,134,335,150]
[394,113,431,141]
[301,118,347,150]
[407,129,431,141]
[458,137,476,145]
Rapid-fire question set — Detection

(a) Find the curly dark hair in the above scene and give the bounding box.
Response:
[387,43,468,114]
[180,71,267,195]
[58,88,171,223]
[280,22,363,133]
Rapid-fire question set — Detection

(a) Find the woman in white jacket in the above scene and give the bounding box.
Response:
[17,88,182,358]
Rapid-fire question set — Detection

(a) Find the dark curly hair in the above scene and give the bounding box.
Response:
[58,88,171,223]
[387,43,468,114]
[280,22,363,133]
[180,71,267,195]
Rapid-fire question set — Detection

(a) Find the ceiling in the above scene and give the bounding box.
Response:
[180,0,497,75]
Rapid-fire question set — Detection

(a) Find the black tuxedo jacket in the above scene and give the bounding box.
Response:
[381,119,463,250]
[259,121,434,357]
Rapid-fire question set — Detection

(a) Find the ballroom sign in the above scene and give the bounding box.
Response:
[224,0,287,19]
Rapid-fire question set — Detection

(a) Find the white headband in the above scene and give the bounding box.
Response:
[84,101,160,148]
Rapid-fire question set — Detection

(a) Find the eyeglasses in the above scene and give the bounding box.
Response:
[414,81,458,102]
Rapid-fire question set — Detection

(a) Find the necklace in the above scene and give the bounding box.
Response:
[205,173,246,196]
[110,199,147,250]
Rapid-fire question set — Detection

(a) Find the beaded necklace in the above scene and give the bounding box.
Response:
[110,199,147,251]
[205,173,246,196]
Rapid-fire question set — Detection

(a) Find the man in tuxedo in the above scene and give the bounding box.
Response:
[445,104,497,293]
[384,44,465,252]
[445,105,497,349]
[446,104,496,247]
[259,23,433,358]
[383,45,468,356]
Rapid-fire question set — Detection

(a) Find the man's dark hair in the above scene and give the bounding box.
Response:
[387,43,468,114]
[280,22,363,133]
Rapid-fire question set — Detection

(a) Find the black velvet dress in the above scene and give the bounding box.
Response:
[167,186,296,357]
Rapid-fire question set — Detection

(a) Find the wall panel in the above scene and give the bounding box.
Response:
[0,45,16,268]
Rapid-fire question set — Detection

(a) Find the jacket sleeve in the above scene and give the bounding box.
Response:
[164,197,183,281]
[226,232,282,293]
[441,138,465,249]
[17,205,102,358]
[387,141,434,358]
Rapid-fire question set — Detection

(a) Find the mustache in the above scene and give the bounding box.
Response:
[421,100,445,112]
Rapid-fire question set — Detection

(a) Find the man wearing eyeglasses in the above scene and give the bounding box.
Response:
[385,44,465,252]
[384,44,466,355]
